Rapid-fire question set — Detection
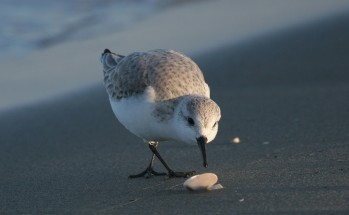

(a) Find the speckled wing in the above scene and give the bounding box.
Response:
[102,49,209,101]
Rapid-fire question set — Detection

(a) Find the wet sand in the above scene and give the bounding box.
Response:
[1,13,349,215]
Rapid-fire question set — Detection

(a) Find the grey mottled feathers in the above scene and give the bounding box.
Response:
[101,49,209,101]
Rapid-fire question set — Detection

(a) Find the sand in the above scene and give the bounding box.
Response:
[1,1,349,214]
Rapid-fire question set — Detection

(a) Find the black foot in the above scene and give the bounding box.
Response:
[129,167,167,179]
[168,170,196,178]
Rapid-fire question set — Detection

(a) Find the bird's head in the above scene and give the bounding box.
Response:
[174,95,221,168]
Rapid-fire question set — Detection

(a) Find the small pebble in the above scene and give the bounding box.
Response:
[232,137,240,144]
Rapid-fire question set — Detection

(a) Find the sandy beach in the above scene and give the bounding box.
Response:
[1,0,349,214]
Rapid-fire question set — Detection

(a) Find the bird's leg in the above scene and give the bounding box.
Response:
[129,142,166,179]
[148,142,195,178]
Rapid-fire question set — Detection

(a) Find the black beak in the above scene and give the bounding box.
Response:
[196,136,208,168]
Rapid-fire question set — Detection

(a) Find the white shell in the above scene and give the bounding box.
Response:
[183,173,218,191]
[207,183,224,190]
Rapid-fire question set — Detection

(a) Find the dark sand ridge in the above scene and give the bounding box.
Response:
[1,14,349,214]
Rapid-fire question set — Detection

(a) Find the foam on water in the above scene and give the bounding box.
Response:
[0,0,176,60]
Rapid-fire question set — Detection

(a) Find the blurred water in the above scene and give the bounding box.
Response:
[0,0,176,60]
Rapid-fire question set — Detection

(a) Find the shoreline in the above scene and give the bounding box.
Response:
[1,7,349,214]
[1,0,349,112]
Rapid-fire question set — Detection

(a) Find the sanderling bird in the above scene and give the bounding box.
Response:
[100,49,221,178]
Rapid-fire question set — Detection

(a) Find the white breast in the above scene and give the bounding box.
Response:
[109,87,174,142]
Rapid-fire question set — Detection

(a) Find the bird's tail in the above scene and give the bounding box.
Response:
[101,49,124,95]
[101,49,125,91]
[100,49,124,72]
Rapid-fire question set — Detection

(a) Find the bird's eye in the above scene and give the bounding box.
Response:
[187,117,195,126]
